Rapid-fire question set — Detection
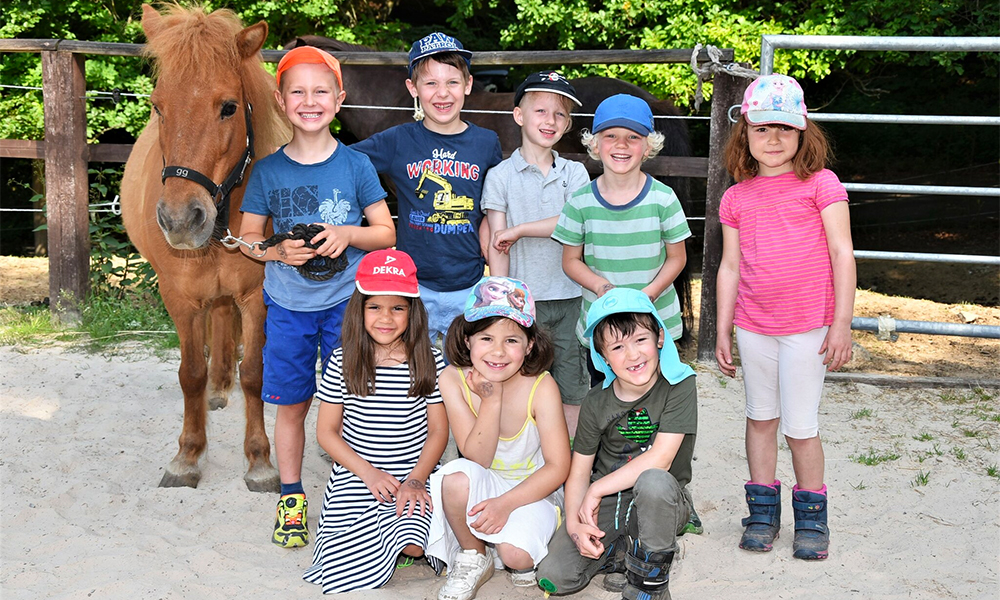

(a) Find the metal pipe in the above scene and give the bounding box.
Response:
[843,183,999,197]
[854,250,1000,265]
[852,317,1000,339]
[760,36,1000,73]
[810,113,1000,126]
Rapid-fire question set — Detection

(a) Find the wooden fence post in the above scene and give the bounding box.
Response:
[42,50,89,323]
[697,69,750,361]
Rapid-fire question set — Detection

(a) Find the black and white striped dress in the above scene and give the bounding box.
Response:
[303,347,445,593]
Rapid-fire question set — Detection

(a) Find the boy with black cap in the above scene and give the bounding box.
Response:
[552,94,691,356]
[535,287,697,600]
[483,71,591,432]
[353,33,503,346]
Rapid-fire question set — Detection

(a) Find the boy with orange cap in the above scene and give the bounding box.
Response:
[238,46,396,548]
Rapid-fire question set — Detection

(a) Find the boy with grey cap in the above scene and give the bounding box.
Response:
[536,288,697,600]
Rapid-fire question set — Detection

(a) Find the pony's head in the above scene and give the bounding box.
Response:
[142,4,285,249]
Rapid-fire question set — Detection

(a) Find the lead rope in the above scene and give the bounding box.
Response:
[689,43,760,111]
[223,223,347,282]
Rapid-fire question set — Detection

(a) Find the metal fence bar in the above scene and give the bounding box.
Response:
[760,35,1000,75]
[809,113,1000,126]
[843,183,999,197]
[854,251,1000,265]
[852,317,1000,339]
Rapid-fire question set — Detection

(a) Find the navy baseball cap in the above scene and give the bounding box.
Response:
[408,32,472,78]
[592,94,654,136]
[513,71,583,108]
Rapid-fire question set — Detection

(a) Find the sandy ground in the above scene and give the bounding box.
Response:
[2,344,998,599]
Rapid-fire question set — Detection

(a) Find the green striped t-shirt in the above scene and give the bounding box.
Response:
[552,175,691,346]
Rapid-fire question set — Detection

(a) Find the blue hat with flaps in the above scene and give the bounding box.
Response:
[583,288,695,389]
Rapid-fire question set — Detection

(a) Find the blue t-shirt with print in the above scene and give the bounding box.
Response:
[353,121,502,292]
[241,143,386,311]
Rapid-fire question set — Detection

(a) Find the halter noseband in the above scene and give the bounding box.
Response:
[160,102,255,240]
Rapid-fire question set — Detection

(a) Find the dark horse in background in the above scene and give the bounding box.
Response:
[121,4,290,491]
[288,36,694,338]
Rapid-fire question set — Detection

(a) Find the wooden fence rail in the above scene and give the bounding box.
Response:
[1,38,739,353]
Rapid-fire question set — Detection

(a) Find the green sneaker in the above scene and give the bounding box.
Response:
[272,493,308,548]
[682,504,704,535]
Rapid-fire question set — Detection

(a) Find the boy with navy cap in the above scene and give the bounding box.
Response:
[483,71,591,433]
[535,287,697,600]
[354,33,502,345]
[552,94,691,357]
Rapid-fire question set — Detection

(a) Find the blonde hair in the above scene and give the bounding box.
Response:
[580,129,665,162]
[724,115,832,182]
[518,91,576,132]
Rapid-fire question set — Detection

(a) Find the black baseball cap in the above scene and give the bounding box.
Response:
[513,71,583,108]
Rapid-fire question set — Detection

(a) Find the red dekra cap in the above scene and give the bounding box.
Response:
[276,46,343,90]
[355,249,420,297]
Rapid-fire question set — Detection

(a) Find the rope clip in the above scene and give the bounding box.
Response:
[220,229,266,257]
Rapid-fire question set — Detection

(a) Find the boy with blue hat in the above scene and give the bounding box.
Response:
[536,287,697,600]
[353,32,503,345]
[552,94,691,357]
[482,71,591,433]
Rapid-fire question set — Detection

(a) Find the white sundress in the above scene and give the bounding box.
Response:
[303,347,445,594]
[426,370,563,569]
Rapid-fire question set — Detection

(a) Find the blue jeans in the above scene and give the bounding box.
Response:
[419,283,476,347]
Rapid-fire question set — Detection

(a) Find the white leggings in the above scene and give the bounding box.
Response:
[735,326,828,439]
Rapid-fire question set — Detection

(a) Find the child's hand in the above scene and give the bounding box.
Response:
[491,227,520,255]
[466,369,503,404]
[577,489,602,529]
[310,222,350,258]
[361,468,400,504]
[468,496,514,535]
[275,238,315,266]
[395,477,432,518]
[820,324,853,371]
[715,335,737,378]
[596,282,616,298]
[567,521,605,559]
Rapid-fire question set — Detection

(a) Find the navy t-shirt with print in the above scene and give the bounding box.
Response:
[241,143,386,311]
[353,121,502,292]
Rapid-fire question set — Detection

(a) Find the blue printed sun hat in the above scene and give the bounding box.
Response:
[741,74,808,130]
[464,276,535,328]
[583,288,695,389]
[592,94,654,136]
[408,32,473,77]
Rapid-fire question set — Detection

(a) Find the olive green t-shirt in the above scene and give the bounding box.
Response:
[574,374,697,488]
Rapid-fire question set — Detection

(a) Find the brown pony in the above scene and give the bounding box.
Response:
[121,4,289,491]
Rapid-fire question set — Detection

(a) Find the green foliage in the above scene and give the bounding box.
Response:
[851,448,901,466]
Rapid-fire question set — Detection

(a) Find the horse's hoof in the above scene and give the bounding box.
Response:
[245,464,280,493]
[159,469,201,489]
[208,395,228,410]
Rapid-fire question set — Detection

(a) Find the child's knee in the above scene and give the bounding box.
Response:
[496,543,532,570]
[441,471,470,495]
[634,468,681,501]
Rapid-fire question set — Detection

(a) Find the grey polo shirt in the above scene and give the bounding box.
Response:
[482,148,590,301]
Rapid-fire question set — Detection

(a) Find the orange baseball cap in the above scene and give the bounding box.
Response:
[276,46,343,90]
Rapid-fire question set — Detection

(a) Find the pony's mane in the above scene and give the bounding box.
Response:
[144,4,289,155]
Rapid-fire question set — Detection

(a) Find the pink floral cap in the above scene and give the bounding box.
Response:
[463,276,535,328]
[741,74,808,130]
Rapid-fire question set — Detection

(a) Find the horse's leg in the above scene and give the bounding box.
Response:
[159,298,210,489]
[206,297,237,411]
[238,289,279,492]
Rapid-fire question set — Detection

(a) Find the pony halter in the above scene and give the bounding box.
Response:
[160,102,255,241]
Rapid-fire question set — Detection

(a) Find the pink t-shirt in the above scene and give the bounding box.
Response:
[719,169,848,336]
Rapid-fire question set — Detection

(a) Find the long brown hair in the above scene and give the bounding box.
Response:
[443,316,554,377]
[724,115,832,182]
[341,290,437,398]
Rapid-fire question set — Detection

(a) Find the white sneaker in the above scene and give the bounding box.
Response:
[509,567,537,587]
[438,548,495,600]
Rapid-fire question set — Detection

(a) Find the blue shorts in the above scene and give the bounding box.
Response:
[419,283,476,346]
[262,290,346,406]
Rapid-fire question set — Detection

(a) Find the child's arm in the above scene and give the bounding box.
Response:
[562,244,615,297]
[583,432,684,511]
[438,366,502,468]
[641,240,687,303]
[316,401,400,504]
[492,215,561,256]
[563,451,606,559]
[395,402,449,517]
[467,375,571,535]
[239,212,314,266]
[819,201,856,371]
[715,224,741,377]
[485,209,511,276]
[311,199,395,258]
